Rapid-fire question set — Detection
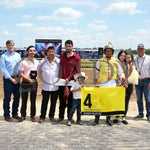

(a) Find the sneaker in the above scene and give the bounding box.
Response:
[67,121,71,126]
[122,120,128,125]
[77,121,84,125]
[134,114,144,119]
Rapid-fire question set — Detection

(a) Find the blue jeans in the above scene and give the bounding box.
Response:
[68,99,81,121]
[135,79,150,117]
[3,78,20,118]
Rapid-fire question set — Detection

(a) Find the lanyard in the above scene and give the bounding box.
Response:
[137,56,145,75]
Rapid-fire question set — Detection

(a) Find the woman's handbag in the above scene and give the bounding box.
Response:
[128,65,138,85]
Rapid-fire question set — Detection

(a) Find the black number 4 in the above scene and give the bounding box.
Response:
[84,94,92,108]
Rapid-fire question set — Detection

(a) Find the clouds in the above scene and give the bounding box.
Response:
[16,23,33,27]
[101,2,146,15]
[2,30,16,36]
[22,15,32,19]
[88,20,108,31]
[37,7,84,21]
[0,0,25,8]
[0,0,150,49]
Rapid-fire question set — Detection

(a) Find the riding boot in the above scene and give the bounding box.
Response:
[106,116,113,126]
[92,115,100,126]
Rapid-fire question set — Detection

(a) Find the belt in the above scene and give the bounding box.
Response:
[76,98,81,100]
[139,78,150,81]
[11,76,19,78]
[22,79,37,83]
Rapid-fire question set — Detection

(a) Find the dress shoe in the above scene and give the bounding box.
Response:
[38,118,44,123]
[77,121,83,125]
[66,121,71,126]
[5,117,12,122]
[19,116,25,122]
[31,117,36,122]
[71,119,75,123]
[122,120,128,125]
[147,117,150,122]
[13,115,20,119]
[113,119,119,123]
[57,118,64,122]
[50,117,56,122]
[134,114,144,119]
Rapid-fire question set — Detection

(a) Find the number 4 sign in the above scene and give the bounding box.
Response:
[81,87,125,116]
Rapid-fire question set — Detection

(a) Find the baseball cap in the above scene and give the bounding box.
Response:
[138,43,144,48]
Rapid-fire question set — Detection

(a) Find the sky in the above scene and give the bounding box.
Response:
[0,0,150,49]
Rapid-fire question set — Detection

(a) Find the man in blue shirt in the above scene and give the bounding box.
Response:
[0,40,21,122]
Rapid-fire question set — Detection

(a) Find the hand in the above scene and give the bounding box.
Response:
[14,77,20,84]
[11,78,18,84]
[28,78,34,83]
[123,83,128,88]
[122,81,128,88]
[77,88,81,91]
[66,78,69,84]
[95,84,99,87]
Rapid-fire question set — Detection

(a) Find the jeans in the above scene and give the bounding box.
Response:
[135,79,150,117]
[3,78,20,118]
[68,99,81,121]
[58,86,73,119]
[40,90,59,119]
[20,81,38,117]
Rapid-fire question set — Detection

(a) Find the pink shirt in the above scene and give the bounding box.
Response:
[20,58,39,79]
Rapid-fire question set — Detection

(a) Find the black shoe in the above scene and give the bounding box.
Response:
[106,116,113,126]
[92,116,99,126]
[106,119,113,126]
[113,119,119,123]
[92,120,99,126]
[134,114,144,119]
[147,117,150,122]
[122,120,128,125]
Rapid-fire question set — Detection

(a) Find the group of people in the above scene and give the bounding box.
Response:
[0,39,150,127]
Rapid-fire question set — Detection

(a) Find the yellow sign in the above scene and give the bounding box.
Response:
[81,87,125,116]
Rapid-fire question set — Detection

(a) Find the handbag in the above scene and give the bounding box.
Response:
[127,65,138,85]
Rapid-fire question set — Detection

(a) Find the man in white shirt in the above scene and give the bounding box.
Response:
[38,46,60,123]
[134,44,150,122]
